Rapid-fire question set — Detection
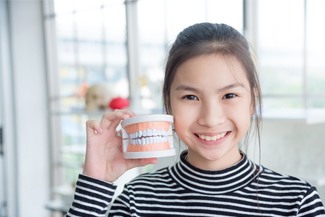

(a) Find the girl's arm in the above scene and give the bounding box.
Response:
[66,174,116,217]
[65,110,157,216]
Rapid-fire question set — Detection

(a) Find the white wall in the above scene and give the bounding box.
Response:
[258,119,325,201]
[0,1,51,216]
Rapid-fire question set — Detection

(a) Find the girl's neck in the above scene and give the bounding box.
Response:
[186,149,242,171]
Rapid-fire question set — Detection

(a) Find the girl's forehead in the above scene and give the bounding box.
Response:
[174,54,249,85]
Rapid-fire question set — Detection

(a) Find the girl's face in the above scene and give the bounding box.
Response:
[170,54,253,170]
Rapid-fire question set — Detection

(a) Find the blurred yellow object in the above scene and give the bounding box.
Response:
[85,84,113,112]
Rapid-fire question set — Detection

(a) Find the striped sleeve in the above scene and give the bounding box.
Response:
[65,174,117,217]
[108,184,132,216]
[297,186,325,216]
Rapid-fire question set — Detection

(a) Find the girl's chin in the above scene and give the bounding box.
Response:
[187,147,241,169]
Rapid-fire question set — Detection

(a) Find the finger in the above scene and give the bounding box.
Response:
[100,110,135,130]
[139,158,158,166]
[86,120,102,135]
[126,158,158,169]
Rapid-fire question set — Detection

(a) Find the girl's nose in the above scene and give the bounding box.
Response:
[197,101,226,127]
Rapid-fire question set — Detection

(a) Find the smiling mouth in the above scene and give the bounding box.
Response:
[196,132,229,141]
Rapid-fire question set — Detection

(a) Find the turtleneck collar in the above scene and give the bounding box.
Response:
[168,151,262,195]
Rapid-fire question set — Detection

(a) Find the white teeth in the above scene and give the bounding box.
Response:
[129,129,169,139]
[128,128,170,145]
[129,135,167,145]
[198,132,227,141]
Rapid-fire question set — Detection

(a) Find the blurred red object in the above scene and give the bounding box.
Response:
[108,97,130,110]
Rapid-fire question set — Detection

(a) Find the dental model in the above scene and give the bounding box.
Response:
[121,114,175,159]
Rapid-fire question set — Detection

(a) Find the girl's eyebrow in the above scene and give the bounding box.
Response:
[175,83,245,93]
[217,83,245,93]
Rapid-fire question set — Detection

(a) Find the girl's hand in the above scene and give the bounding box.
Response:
[83,109,157,182]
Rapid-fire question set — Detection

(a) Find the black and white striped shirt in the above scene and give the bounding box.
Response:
[66,151,325,216]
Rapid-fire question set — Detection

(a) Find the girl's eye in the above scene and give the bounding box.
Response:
[223,93,237,99]
[183,95,199,101]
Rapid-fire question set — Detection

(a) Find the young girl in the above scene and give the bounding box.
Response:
[66,23,325,216]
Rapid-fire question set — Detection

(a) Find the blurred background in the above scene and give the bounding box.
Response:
[0,0,324,216]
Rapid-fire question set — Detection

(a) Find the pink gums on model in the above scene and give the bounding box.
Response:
[124,121,172,152]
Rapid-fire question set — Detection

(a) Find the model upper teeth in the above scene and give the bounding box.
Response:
[198,132,227,141]
[128,129,170,145]
[128,129,169,139]
[129,136,168,145]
